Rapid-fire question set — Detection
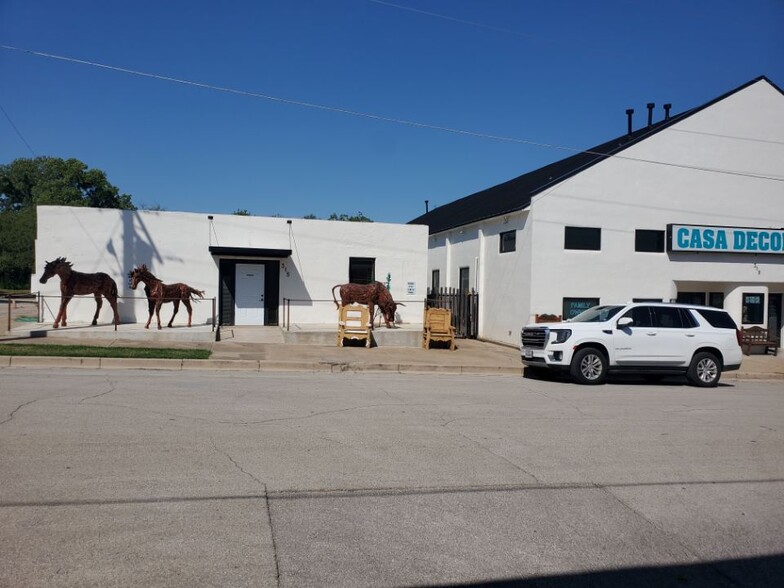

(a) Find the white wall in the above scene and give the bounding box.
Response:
[424,78,784,345]
[33,206,428,327]
[530,79,784,332]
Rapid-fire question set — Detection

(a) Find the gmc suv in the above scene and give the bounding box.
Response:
[521,303,743,386]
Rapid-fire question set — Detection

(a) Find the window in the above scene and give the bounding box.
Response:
[742,293,765,324]
[431,269,440,292]
[635,229,665,252]
[708,292,724,308]
[695,308,737,330]
[459,267,470,292]
[563,297,600,320]
[349,257,375,284]
[677,292,706,306]
[652,306,696,329]
[621,306,653,327]
[565,227,601,250]
[499,230,516,253]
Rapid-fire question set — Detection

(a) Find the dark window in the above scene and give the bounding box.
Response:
[708,292,724,308]
[565,227,601,250]
[563,297,600,320]
[431,269,440,292]
[677,292,706,306]
[500,230,516,253]
[652,306,685,328]
[695,309,738,330]
[742,293,765,324]
[349,257,375,284]
[635,229,665,252]
[620,306,653,327]
[459,267,470,292]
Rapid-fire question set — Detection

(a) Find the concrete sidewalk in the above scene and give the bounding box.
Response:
[1,322,783,378]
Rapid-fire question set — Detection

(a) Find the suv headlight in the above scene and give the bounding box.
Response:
[550,329,572,344]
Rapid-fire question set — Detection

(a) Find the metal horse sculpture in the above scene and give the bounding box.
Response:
[38,257,120,330]
[129,264,205,329]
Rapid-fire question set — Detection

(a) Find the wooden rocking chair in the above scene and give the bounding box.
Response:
[337,303,372,348]
[423,307,456,350]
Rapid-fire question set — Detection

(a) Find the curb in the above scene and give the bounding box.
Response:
[0,355,524,376]
[0,355,780,379]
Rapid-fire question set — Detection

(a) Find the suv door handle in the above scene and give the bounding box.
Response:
[647,332,657,336]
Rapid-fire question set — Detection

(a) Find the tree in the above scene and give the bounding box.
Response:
[327,211,373,222]
[233,209,251,216]
[0,157,136,289]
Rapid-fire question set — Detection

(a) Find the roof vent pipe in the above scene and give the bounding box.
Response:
[647,102,655,127]
[626,109,634,135]
[663,103,672,120]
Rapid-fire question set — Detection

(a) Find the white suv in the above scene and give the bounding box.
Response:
[521,303,743,386]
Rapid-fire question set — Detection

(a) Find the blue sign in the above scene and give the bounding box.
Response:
[668,224,784,254]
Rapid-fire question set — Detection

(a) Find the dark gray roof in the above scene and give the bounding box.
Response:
[408,76,780,234]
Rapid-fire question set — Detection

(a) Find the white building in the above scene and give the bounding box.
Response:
[410,76,784,346]
[33,206,428,328]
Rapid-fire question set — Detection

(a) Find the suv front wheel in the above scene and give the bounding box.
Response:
[570,347,608,385]
[687,352,721,387]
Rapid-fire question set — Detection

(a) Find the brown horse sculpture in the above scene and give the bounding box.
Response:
[129,264,205,329]
[38,257,120,330]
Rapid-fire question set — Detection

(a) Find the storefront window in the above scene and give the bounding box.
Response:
[742,293,765,324]
[563,297,600,320]
[708,292,724,308]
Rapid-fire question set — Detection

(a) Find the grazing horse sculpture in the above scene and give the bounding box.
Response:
[38,257,120,330]
[129,264,205,329]
[332,281,403,328]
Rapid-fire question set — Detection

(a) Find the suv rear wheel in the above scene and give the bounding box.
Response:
[687,352,721,387]
[570,347,607,385]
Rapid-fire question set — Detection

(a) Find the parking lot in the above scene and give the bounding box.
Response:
[1,369,782,586]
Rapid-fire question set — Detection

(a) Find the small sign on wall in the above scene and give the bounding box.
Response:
[407,282,416,295]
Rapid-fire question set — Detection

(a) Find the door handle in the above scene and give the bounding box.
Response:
[646,332,657,336]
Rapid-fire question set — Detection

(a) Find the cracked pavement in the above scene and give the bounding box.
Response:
[1,369,783,587]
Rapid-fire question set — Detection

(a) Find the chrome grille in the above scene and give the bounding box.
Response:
[522,327,548,349]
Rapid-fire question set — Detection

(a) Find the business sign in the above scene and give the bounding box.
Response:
[668,224,784,254]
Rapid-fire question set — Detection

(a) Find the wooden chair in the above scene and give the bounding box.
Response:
[423,307,456,350]
[337,303,372,348]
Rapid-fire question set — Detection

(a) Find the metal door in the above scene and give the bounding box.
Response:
[234,264,265,325]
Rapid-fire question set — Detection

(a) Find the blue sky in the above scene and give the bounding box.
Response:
[1,0,782,223]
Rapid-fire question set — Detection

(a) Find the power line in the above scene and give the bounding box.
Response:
[0,101,37,156]
[1,44,782,183]
[367,0,547,41]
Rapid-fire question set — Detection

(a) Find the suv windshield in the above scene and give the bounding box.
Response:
[568,305,624,323]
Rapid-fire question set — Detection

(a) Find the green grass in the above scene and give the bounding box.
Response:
[0,344,211,360]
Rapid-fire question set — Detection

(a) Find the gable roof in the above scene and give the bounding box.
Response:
[408,76,781,234]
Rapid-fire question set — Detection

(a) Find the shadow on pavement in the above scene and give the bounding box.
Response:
[425,553,783,587]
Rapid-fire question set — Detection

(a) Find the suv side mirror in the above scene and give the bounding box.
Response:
[617,317,633,329]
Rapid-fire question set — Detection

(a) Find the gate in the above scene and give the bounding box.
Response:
[427,287,479,339]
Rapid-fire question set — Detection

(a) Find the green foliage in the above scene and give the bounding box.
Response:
[302,213,318,219]
[327,211,373,222]
[0,157,136,289]
[233,208,251,216]
[0,343,211,360]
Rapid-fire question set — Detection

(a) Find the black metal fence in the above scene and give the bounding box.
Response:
[426,288,479,339]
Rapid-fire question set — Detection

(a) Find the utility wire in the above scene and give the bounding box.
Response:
[0,101,37,156]
[1,44,782,183]
[367,0,548,41]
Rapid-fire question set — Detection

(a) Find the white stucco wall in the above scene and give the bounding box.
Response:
[33,206,428,327]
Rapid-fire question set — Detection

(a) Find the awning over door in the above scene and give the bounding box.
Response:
[209,246,291,258]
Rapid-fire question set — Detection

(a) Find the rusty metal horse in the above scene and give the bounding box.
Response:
[38,257,120,330]
[129,264,205,329]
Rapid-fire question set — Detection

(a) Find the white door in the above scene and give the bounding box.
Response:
[235,264,265,325]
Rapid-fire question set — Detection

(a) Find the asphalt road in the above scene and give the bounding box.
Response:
[1,369,783,587]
